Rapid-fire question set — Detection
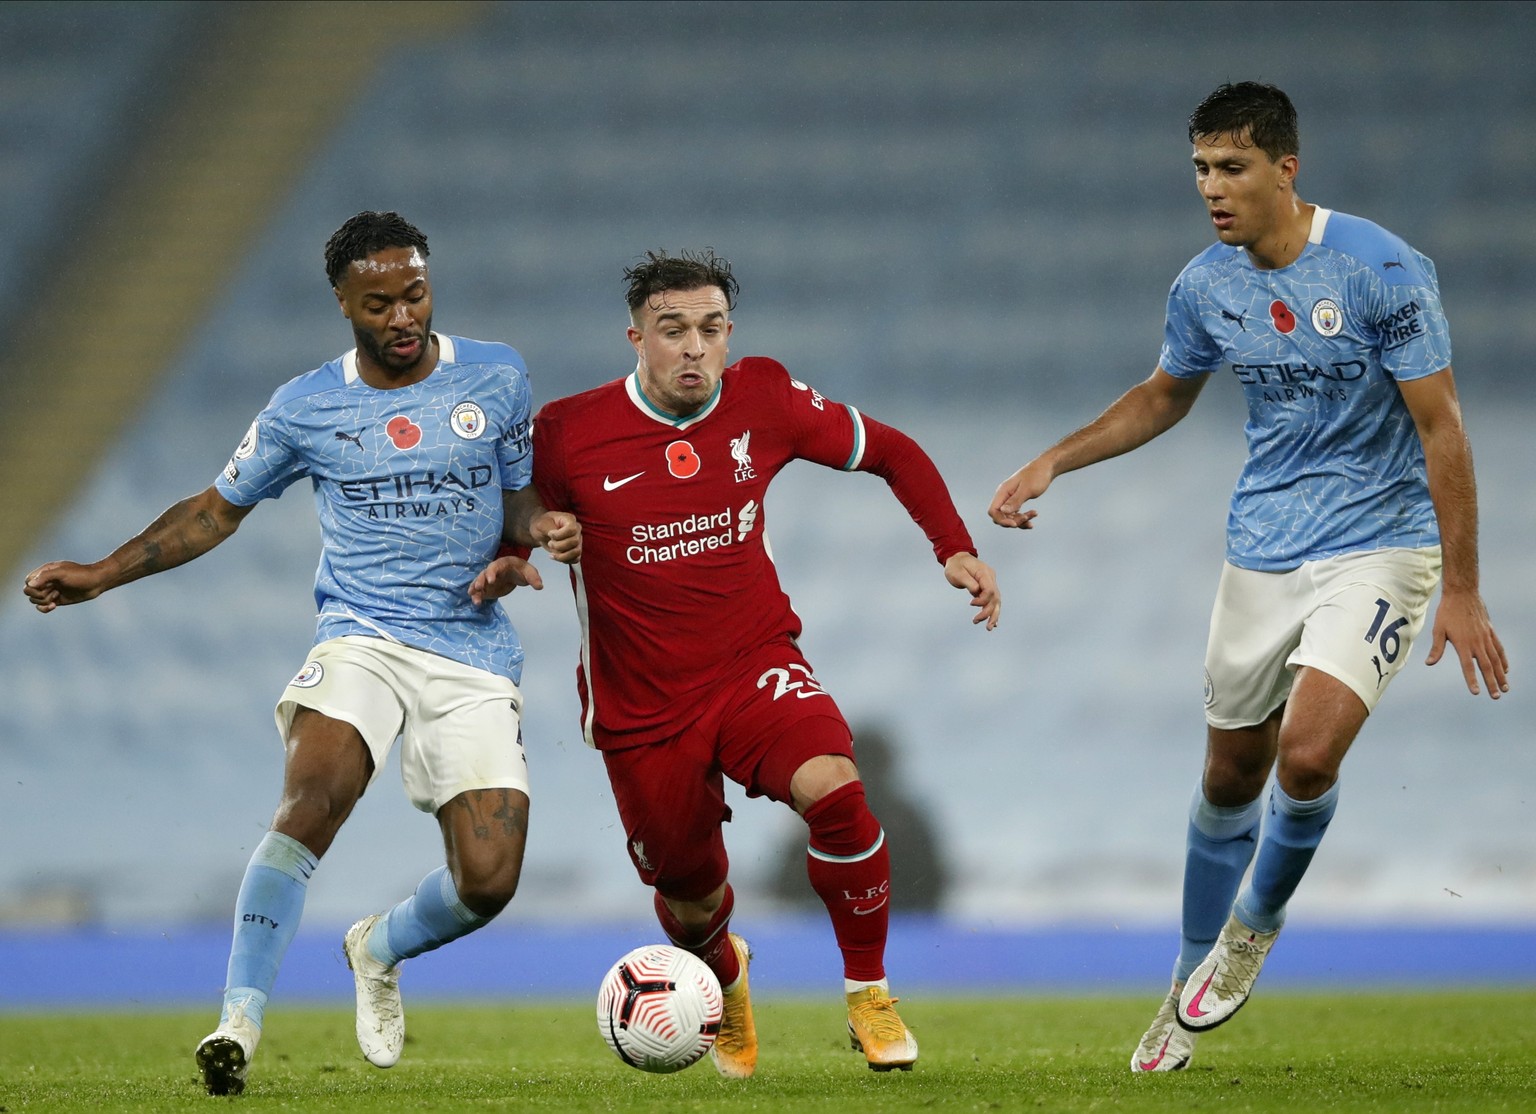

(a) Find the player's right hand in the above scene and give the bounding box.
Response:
[533,510,582,565]
[470,555,544,605]
[988,459,1050,529]
[22,562,105,613]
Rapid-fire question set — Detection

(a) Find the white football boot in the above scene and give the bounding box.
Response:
[1177,913,1281,1031]
[344,914,406,1067]
[195,994,262,1095]
[1130,979,1196,1072]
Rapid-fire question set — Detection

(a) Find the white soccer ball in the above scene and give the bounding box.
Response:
[596,943,723,1073]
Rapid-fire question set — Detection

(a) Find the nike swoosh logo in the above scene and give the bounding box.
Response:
[1136,1036,1171,1071]
[1183,972,1215,1018]
[603,472,645,491]
[851,897,888,916]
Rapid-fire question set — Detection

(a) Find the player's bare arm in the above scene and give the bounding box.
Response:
[23,486,253,613]
[1399,367,1509,699]
[501,485,582,564]
[943,552,1001,630]
[471,487,581,605]
[989,367,1206,528]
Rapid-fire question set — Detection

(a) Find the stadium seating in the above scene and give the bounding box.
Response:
[0,4,209,312]
[2,2,1532,944]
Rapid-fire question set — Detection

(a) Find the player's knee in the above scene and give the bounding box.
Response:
[454,860,520,918]
[271,784,360,853]
[444,831,524,917]
[1202,737,1275,805]
[655,888,724,938]
[1201,760,1267,807]
[789,754,860,814]
[1274,750,1339,802]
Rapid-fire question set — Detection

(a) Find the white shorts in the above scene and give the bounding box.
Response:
[274,635,529,814]
[1203,546,1442,729]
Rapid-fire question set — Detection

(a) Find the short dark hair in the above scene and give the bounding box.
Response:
[1188,82,1298,161]
[324,211,430,288]
[623,249,739,316]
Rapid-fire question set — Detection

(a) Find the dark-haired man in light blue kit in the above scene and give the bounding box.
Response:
[989,82,1508,1070]
[25,211,580,1094]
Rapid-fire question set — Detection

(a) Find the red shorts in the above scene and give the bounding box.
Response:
[602,638,854,901]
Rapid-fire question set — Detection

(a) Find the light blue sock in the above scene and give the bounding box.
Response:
[222,831,318,1027]
[1175,786,1263,982]
[1234,780,1340,934]
[368,866,489,967]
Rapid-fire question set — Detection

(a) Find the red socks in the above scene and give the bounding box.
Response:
[652,782,890,986]
[803,781,889,982]
[654,884,742,988]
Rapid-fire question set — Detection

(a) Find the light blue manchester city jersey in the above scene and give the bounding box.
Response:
[1160,208,1448,571]
[215,334,533,680]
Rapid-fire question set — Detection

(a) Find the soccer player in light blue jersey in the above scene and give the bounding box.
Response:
[988,83,1508,1071]
[24,211,581,1094]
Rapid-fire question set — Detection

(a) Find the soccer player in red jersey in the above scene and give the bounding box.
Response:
[474,249,999,1074]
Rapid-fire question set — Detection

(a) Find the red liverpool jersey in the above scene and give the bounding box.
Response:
[534,356,975,749]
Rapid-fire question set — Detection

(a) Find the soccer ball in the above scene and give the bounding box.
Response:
[596,944,723,1073]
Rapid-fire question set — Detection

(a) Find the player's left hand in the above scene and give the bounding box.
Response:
[944,552,1000,631]
[470,555,544,605]
[1425,588,1509,699]
[532,510,582,565]
[988,458,1049,529]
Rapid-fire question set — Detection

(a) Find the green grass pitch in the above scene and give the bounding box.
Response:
[3,991,1534,1111]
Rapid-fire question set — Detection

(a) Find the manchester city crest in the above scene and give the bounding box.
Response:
[1310,298,1343,337]
[450,401,487,439]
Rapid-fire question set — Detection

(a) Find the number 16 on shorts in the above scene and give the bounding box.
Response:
[1363,598,1409,661]
[1362,597,1408,691]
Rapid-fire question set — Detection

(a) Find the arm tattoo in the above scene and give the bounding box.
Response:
[136,539,166,575]
[128,498,232,576]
